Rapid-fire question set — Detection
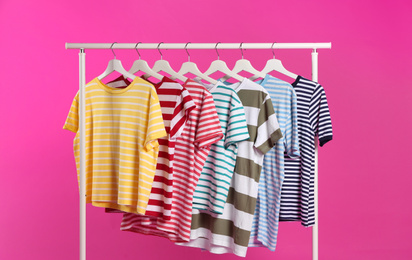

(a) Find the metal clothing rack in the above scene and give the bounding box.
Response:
[65,42,332,260]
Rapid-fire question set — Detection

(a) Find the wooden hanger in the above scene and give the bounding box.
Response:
[97,42,136,81]
[204,42,243,82]
[250,42,298,80]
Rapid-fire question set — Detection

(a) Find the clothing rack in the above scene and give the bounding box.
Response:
[65,42,332,260]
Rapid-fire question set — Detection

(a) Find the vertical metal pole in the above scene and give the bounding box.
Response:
[79,49,86,260]
[311,49,319,260]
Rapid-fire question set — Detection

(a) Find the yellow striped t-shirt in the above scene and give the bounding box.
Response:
[63,77,166,214]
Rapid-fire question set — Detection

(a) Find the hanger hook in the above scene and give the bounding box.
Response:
[110,42,117,59]
[185,42,191,62]
[157,42,164,60]
[135,42,142,60]
[271,42,276,59]
[215,42,221,60]
[240,42,244,59]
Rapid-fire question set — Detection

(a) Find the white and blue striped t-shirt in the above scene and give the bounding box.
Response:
[249,74,300,251]
[281,76,333,227]
[192,81,250,214]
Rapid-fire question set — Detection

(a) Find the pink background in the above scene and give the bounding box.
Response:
[1,0,411,259]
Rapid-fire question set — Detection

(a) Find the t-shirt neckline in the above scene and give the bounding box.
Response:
[228,77,247,91]
[96,76,141,94]
[291,75,302,88]
[254,73,272,87]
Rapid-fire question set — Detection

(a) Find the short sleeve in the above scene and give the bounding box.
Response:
[284,87,300,158]
[224,93,249,148]
[309,84,333,147]
[144,88,167,151]
[63,92,79,133]
[194,91,224,149]
[169,88,196,140]
[255,96,283,154]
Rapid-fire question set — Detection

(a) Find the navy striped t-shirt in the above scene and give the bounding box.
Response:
[281,76,333,227]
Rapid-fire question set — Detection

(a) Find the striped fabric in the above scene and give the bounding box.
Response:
[248,75,300,251]
[121,79,224,242]
[105,76,197,219]
[192,81,250,214]
[145,77,196,219]
[281,76,333,227]
[177,78,282,257]
[63,77,166,215]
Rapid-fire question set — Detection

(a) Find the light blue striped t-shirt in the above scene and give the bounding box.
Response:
[249,74,300,251]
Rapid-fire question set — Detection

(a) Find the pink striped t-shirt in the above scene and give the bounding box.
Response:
[121,79,223,242]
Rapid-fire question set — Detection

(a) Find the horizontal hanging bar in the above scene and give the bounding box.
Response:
[65,42,331,50]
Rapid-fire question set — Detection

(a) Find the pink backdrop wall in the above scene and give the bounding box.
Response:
[1,0,411,259]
